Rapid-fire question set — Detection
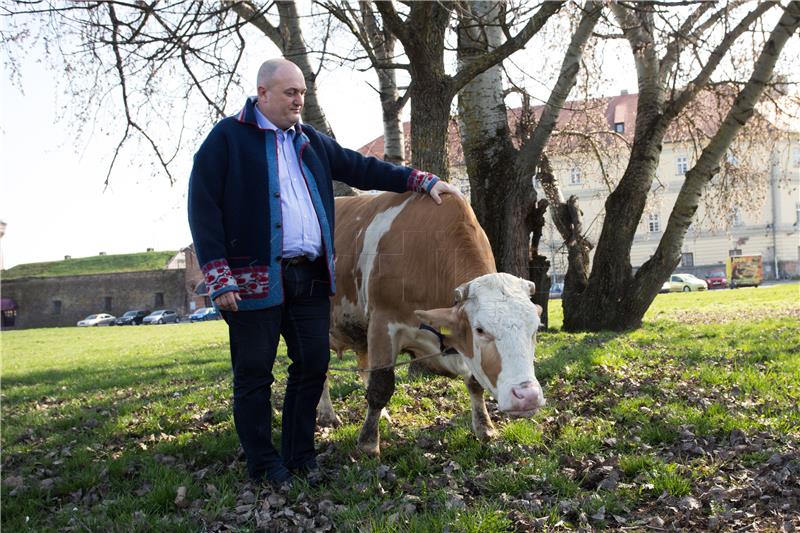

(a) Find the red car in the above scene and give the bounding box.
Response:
[704,271,728,289]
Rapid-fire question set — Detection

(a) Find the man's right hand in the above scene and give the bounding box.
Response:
[214,291,241,312]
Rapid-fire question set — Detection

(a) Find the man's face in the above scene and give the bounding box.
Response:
[258,64,306,130]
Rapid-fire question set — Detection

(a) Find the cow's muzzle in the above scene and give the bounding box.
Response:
[506,380,545,417]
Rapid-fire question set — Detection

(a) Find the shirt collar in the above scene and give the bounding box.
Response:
[254,104,302,136]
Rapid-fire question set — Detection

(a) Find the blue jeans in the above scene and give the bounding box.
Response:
[221,258,330,482]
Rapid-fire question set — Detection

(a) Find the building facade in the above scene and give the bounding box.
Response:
[359,93,800,281]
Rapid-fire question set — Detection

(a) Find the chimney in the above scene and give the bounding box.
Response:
[64,255,71,260]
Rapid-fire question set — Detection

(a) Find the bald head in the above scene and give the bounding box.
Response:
[257,58,302,91]
[256,57,307,129]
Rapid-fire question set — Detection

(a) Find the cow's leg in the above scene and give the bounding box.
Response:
[357,350,392,425]
[358,318,396,457]
[358,367,395,457]
[466,375,496,441]
[316,374,342,427]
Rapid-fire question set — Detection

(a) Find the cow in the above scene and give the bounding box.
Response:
[319,191,545,456]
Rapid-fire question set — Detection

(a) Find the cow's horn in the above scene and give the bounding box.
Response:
[454,283,470,303]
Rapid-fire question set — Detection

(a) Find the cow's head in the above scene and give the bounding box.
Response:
[415,273,545,416]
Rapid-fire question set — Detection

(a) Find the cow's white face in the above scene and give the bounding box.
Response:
[415,273,545,416]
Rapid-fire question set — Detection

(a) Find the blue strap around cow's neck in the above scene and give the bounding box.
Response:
[418,323,459,355]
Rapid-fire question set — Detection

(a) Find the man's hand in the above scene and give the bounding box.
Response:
[428,180,461,205]
[214,291,241,312]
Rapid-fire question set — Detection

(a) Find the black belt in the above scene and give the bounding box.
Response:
[282,255,313,267]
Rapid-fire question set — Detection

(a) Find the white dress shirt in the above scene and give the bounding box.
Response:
[254,107,322,260]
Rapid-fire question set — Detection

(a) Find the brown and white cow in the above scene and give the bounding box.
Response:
[319,191,545,456]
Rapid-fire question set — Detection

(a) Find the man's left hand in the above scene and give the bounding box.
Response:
[429,180,461,205]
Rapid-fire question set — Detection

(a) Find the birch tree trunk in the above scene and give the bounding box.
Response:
[457,2,523,274]
[360,2,407,165]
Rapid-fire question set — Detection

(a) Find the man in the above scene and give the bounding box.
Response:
[188,58,459,486]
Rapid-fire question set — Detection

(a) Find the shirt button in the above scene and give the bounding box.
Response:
[276,223,282,228]
[274,192,280,198]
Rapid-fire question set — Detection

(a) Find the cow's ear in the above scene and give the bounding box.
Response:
[415,307,459,332]
[525,280,536,297]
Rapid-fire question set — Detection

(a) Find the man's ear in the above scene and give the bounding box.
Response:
[535,304,543,317]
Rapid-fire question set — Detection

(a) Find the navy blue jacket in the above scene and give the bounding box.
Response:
[188,97,438,310]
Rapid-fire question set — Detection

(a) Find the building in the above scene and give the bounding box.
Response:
[359,92,800,281]
[1,247,208,329]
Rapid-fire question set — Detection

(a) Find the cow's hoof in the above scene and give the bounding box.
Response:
[317,413,342,428]
[475,425,496,442]
[357,439,381,458]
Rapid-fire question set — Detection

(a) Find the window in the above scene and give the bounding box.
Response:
[155,292,164,307]
[732,207,743,227]
[52,300,62,315]
[104,297,113,312]
[648,213,661,233]
[795,203,800,226]
[681,252,694,267]
[569,167,581,185]
[676,156,689,175]
[729,248,742,257]
[613,122,625,133]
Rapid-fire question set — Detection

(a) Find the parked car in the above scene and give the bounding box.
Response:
[142,309,180,324]
[189,307,220,322]
[115,309,151,325]
[703,271,727,290]
[549,282,564,299]
[77,313,116,327]
[662,273,708,293]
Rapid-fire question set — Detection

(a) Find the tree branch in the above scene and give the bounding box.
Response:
[449,1,564,96]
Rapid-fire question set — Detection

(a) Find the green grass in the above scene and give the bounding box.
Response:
[1,250,177,279]
[2,283,799,531]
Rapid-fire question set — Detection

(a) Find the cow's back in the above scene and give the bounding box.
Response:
[331,192,495,352]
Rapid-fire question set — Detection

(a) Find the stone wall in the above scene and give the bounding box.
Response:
[3,269,199,329]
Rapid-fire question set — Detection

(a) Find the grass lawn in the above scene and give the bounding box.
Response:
[2,284,799,531]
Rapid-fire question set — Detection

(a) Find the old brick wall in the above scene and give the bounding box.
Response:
[3,270,190,329]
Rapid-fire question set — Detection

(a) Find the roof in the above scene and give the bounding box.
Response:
[357,90,793,165]
[1,250,179,280]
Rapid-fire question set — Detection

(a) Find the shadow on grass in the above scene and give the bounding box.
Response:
[2,356,229,404]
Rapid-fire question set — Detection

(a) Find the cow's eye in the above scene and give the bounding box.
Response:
[475,327,485,335]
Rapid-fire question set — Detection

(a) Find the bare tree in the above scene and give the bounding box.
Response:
[320,1,408,165]
[1,0,356,194]
[557,1,800,331]
[374,0,564,179]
